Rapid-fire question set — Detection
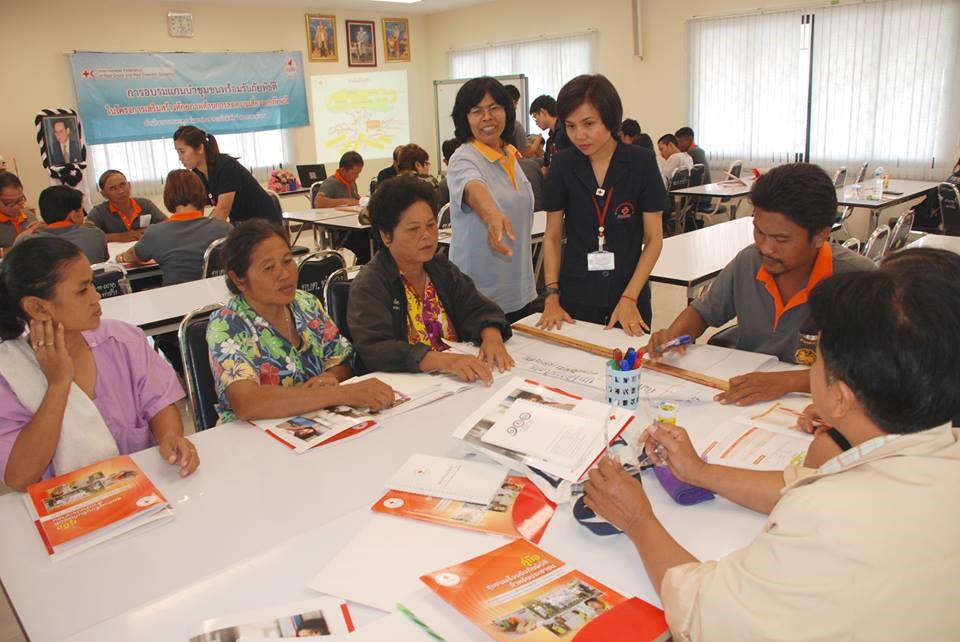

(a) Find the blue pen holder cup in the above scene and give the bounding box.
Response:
[605,363,641,409]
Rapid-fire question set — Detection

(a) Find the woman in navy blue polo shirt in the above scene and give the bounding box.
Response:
[537,75,665,336]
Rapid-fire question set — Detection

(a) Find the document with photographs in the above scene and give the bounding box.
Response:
[452,377,636,483]
[372,474,556,543]
[420,538,670,642]
[387,453,508,505]
[350,368,501,420]
[188,596,353,641]
[253,404,383,454]
[23,454,172,560]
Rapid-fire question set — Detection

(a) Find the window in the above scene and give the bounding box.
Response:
[448,32,597,133]
[89,129,291,196]
[688,0,960,179]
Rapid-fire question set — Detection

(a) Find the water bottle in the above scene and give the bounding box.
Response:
[873,167,885,199]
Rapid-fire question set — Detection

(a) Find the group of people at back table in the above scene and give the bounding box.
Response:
[0,72,958,641]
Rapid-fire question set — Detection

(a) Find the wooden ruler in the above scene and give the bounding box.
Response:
[512,323,730,391]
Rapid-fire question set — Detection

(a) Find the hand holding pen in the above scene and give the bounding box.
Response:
[644,332,692,361]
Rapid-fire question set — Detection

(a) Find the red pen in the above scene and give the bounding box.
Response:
[613,348,623,364]
[633,351,644,369]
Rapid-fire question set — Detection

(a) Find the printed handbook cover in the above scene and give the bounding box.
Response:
[372,475,556,543]
[23,454,172,560]
[421,538,669,642]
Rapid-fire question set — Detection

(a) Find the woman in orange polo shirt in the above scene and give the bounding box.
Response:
[87,170,168,242]
[0,172,42,257]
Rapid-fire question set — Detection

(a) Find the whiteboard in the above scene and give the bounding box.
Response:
[433,75,527,167]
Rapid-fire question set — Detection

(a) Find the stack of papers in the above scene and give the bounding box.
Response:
[387,453,507,506]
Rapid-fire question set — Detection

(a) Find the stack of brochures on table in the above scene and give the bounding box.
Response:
[23,454,173,560]
[189,596,354,641]
[420,538,670,642]
[452,376,636,503]
[374,453,556,542]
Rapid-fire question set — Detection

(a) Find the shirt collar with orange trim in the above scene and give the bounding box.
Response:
[169,210,204,222]
[755,243,834,330]
[471,140,520,190]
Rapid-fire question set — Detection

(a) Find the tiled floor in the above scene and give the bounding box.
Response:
[0,240,707,641]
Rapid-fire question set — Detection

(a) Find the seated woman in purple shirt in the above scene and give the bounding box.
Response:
[0,237,198,491]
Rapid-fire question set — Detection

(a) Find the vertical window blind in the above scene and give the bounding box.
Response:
[688,0,959,179]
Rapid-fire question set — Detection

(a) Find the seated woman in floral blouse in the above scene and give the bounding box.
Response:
[348,176,514,385]
[206,220,393,423]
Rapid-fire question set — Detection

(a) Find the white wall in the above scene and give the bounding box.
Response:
[2,0,432,203]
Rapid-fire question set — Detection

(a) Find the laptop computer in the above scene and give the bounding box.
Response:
[297,164,328,186]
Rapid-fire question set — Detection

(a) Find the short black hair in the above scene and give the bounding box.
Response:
[38,185,83,223]
[636,133,654,151]
[810,269,960,434]
[441,138,462,163]
[529,95,557,116]
[750,163,837,236]
[658,133,679,147]
[620,119,641,138]
[504,84,521,102]
[367,175,437,236]
[451,77,515,146]
[675,126,695,139]
[556,74,622,136]
[0,237,83,340]
[881,247,960,276]
[339,151,363,170]
[97,169,125,190]
[0,172,23,192]
[222,219,289,295]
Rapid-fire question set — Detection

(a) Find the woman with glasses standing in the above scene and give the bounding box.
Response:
[446,77,536,323]
[0,173,43,258]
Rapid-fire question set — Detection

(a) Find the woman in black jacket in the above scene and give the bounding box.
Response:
[348,176,514,384]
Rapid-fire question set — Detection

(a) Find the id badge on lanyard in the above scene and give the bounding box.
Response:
[588,186,615,271]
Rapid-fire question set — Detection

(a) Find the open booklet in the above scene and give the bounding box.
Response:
[700,399,815,470]
[373,474,556,543]
[189,596,353,641]
[23,454,173,561]
[421,538,670,642]
[452,377,636,493]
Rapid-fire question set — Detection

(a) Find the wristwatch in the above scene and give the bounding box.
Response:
[544,286,560,298]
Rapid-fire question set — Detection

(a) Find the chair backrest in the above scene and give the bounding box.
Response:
[177,304,222,432]
[369,177,379,195]
[323,267,352,342]
[689,163,706,188]
[437,202,452,229]
[939,182,960,236]
[833,167,847,188]
[297,250,346,300]
[840,237,861,253]
[266,190,283,218]
[91,263,131,299]
[862,225,890,262]
[202,237,228,278]
[728,160,743,179]
[886,210,915,254]
[310,181,326,208]
[854,161,869,184]
[668,167,691,190]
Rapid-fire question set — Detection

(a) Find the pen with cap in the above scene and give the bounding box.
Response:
[654,334,692,354]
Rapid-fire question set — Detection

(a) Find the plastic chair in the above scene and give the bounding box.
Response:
[309,181,326,208]
[707,326,739,349]
[885,210,915,254]
[668,167,692,234]
[854,161,869,185]
[862,225,890,262]
[832,167,847,189]
[266,190,283,220]
[91,263,132,299]
[700,160,743,217]
[297,250,346,300]
[201,237,227,278]
[178,304,222,432]
[840,237,861,254]
[689,163,706,188]
[323,267,352,342]
[437,202,452,229]
[939,182,960,236]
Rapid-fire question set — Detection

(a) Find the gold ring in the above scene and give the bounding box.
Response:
[44,342,54,347]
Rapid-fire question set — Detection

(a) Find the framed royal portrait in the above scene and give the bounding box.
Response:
[346,20,377,67]
[306,14,337,62]
[382,18,411,62]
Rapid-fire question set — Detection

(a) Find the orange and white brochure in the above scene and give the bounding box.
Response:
[372,475,556,543]
[23,455,172,561]
[421,539,669,642]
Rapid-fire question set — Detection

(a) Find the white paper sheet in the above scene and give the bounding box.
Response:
[387,453,508,505]
[700,421,813,471]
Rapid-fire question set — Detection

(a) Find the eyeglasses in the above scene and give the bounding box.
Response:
[0,195,26,208]
[468,104,504,118]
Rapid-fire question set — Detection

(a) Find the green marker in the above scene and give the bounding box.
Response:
[396,602,447,641]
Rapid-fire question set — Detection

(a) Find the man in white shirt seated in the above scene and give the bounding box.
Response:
[657,133,694,189]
